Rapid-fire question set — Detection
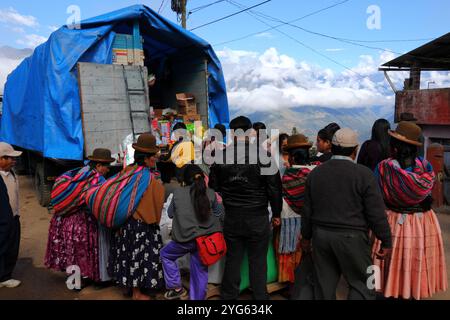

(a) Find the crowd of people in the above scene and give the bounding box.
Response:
[0,115,448,300]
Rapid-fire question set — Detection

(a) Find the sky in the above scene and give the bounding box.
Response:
[0,0,449,111]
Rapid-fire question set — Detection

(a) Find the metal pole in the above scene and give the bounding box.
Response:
[383,71,398,93]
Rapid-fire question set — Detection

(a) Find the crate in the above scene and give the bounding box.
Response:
[112,20,145,66]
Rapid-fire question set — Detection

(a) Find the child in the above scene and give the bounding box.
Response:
[161,164,224,300]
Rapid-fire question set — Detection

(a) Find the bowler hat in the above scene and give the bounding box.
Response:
[284,134,313,151]
[132,133,160,154]
[87,148,115,163]
[388,121,423,146]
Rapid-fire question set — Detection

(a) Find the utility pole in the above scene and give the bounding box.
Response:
[171,0,188,29]
[181,0,187,29]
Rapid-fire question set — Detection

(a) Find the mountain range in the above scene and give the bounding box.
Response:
[230,105,395,143]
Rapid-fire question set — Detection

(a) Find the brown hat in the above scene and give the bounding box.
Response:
[388,121,422,146]
[132,133,160,154]
[284,134,313,151]
[88,148,115,163]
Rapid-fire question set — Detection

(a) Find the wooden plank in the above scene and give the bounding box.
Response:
[77,63,88,159]
[77,62,150,156]
[83,112,131,123]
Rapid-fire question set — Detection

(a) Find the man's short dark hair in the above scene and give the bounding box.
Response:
[331,144,357,157]
[252,122,266,132]
[173,122,187,131]
[214,123,226,138]
[230,116,252,131]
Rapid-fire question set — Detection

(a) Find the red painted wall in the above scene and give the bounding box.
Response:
[395,89,450,125]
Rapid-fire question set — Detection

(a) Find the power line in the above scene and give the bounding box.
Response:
[224,0,450,66]
[161,0,171,14]
[189,0,226,14]
[213,0,350,46]
[338,38,434,43]
[158,0,167,14]
[226,0,365,79]
[190,0,271,31]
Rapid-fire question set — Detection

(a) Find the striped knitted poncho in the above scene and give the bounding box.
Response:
[282,166,313,214]
[375,157,435,209]
[279,166,314,254]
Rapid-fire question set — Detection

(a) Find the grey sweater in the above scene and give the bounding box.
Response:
[168,187,224,243]
[301,158,392,249]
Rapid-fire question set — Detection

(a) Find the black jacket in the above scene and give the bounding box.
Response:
[301,158,392,249]
[209,140,282,217]
[0,177,14,256]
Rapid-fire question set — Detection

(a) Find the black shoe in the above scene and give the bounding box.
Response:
[164,288,188,300]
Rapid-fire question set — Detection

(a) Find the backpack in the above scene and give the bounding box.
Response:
[195,232,227,266]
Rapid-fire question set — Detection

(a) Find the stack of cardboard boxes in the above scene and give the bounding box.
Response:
[176,93,201,123]
[112,20,145,67]
[176,93,203,137]
[149,93,204,146]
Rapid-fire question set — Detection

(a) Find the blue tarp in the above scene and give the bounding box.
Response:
[0,5,229,160]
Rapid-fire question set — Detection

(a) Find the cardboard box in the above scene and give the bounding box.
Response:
[176,93,198,115]
[112,32,145,66]
[176,93,195,106]
[180,114,201,123]
[179,104,198,115]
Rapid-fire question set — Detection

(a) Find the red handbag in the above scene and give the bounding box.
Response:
[195,232,227,266]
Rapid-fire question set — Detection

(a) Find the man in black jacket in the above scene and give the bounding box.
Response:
[301,128,392,300]
[209,116,282,300]
[0,171,16,288]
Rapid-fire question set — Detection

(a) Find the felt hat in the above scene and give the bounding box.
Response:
[388,121,423,146]
[132,133,160,154]
[87,148,115,163]
[284,134,313,151]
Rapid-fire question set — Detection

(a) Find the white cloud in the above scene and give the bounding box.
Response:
[418,71,450,90]
[48,25,58,32]
[10,26,25,33]
[0,47,33,94]
[255,32,273,39]
[219,47,401,112]
[0,7,38,27]
[16,34,47,48]
[0,59,23,95]
[325,48,344,52]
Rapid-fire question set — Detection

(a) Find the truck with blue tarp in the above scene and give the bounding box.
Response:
[0,5,230,206]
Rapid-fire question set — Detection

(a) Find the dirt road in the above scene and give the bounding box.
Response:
[1,176,449,300]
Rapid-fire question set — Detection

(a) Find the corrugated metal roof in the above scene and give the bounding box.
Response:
[382,32,450,70]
